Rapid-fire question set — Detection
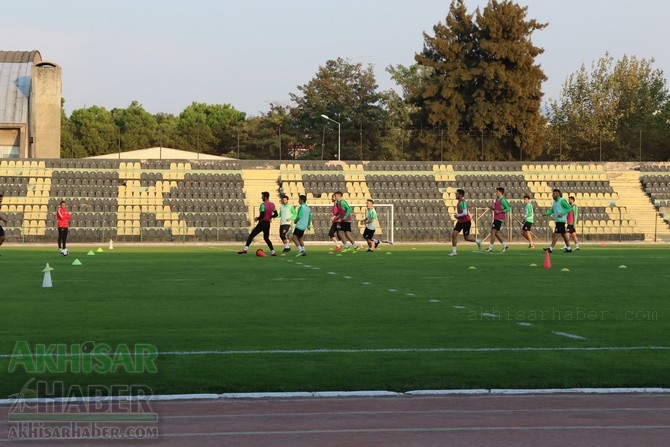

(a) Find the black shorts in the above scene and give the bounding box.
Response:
[337,221,352,233]
[328,222,339,238]
[453,221,471,236]
[522,221,533,231]
[567,224,576,233]
[363,228,376,240]
[279,224,291,240]
[293,228,305,238]
[491,220,503,231]
[554,222,566,234]
[0,226,4,237]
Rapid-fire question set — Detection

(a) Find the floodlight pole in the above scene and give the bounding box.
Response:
[321,114,341,161]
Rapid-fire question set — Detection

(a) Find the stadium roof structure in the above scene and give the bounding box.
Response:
[0,50,41,123]
[87,147,236,160]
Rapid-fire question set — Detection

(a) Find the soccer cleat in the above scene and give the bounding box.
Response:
[575,245,580,250]
[476,240,482,250]
[296,252,306,257]
[353,247,359,253]
[563,247,572,253]
[367,249,374,252]
[237,250,248,254]
[334,246,342,252]
[282,247,291,253]
[449,252,458,256]
[341,247,350,253]
[543,247,553,253]
[374,240,380,248]
[271,252,278,257]
[529,243,535,248]
[502,245,508,253]
[486,247,493,253]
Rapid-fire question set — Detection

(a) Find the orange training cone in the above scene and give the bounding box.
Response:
[543,249,552,269]
[256,249,266,257]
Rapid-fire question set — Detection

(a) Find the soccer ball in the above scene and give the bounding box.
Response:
[60,249,69,257]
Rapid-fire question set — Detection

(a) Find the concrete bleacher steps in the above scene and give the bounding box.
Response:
[607,171,670,242]
[241,168,281,243]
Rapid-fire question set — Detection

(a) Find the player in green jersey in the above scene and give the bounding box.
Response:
[278,194,297,253]
[360,199,381,252]
[292,195,312,256]
[543,189,573,253]
[487,187,511,253]
[521,194,535,248]
[567,196,580,250]
[334,191,359,252]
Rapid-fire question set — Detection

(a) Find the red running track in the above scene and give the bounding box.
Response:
[1,393,669,446]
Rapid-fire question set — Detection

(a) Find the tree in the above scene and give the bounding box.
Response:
[546,53,670,161]
[154,112,183,149]
[176,103,218,154]
[69,106,117,156]
[59,100,82,158]
[385,64,445,160]
[414,0,547,160]
[112,101,158,151]
[236,105,287,160]
[200,103,246,155]
[289,57,387,160]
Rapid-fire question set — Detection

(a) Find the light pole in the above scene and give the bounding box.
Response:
[321,114,340,161]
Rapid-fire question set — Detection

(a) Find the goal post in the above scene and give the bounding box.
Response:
[306,203,394,245]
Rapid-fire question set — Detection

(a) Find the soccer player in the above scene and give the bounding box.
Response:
[57,200,72,254]
[567,195,580,250]
[0,194,7,255]
[543,188,573,253]
[238,191,278,256]
[521,194,535,248]
[449,189,482,256]
[360,199,381,252]
[292,194,312,256]
[278,194,296,253]
[487,187,510,252]
[328,193,343,252]
[334,191,359,252]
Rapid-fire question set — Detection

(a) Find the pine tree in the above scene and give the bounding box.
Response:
[414,0,547,160]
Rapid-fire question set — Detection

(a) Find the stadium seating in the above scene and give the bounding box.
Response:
[640,166,670,227]
[1,159,667,243]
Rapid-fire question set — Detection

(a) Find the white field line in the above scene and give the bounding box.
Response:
[552,331,587,340]
[2,387,669,407]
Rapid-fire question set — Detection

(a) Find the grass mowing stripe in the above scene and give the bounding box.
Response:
[157,346,669,355]
[3,346,669,359]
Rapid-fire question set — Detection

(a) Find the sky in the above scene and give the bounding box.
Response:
[4,0,669,117]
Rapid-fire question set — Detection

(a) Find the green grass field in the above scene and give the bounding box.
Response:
[1,242,669,397]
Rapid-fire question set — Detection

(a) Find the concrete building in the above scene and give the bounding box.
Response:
[0,50,62,159]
